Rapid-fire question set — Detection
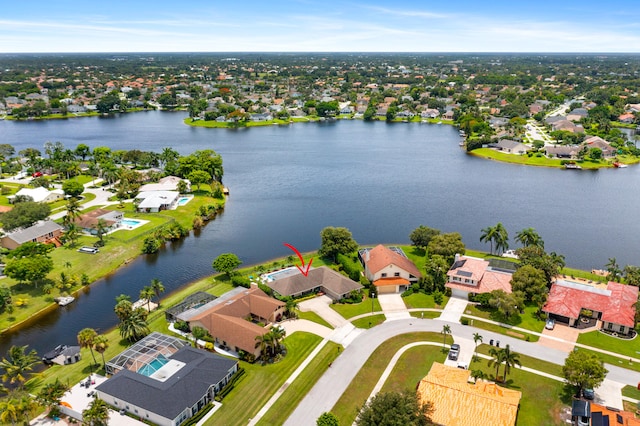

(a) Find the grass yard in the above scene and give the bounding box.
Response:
[331,332,450,425]
[409,311,442,319]
[403,292,448,309]
[207,332,322,426]
[255,340,342,426]
[297,311,334,329]
[464,303,546,333]
[470,148,609,169]
[460,316,539,342]
[331,295,381,319]
[468,351,570,426]
[379,345,447,394]
[476,344,563,377]
[352,314,386,329]
[622,385,640,400]
[577,330,640,360]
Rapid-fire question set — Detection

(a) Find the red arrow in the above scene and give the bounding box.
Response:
[284,243,313,277]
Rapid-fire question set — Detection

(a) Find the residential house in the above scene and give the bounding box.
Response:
[417,362,521,426]
[589,403,640,426]
[360,245,422,294]
[1,220,63,250]
[139,176,191,193]
[9,187,64,203]
[442,110,455,120]
[420,108,440,119]
[266,266,363,301]
[551,119,584,133]
[566,108,588,122]
[180,287,285,357]
[135,191,180,212]
[97,333,238,426]
[73,208,123,234]
[445,254,513,299]
[583,136,616,157]
[542,280,638,335]
[619,113,636,124]
[491,139,531,155]
[545,145,581,159]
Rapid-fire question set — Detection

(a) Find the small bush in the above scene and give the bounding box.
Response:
[174,320,190,333]
[433,290,444,306]
[460,318,469,325]
[231,274,250,288]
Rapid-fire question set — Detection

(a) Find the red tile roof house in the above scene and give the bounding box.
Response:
[181,287,285,358]
[542,280,638,335]
[445,255,513,300]
[360,245,422,294]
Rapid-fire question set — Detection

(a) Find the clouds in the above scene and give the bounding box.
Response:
[1,1,639,52]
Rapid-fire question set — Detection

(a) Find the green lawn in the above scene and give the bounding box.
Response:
[379,345,447,393]
[298,311,334,329]
[470,148,609,169]
[352,314,386,329]
[476,344,563,377]
[255,341,341,426]
[409,311,441,319]
[469,349,570,426]
[207,332,322,426]
[403,292,448,309]
[464,303,546,333]
[331,294,381,319]
[622,385,640,400]
[577,331,640,361]
[331,332,450,425]
[460,315,539,342]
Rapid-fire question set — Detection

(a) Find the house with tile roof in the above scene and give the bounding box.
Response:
[446,255,513,299]
[72,208,123,234]
[583,135,616,157]
[181,287,285,357]
[542,280,638,335]
[96,334,238,426]
[417,362,521,426]
[589,402,640,426]
[1,220,63,250]
[266,266,363,301]
[359,245,422,294]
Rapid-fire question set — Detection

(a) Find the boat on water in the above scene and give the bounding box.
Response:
[613,162,628,168]
[42,344,81,365]
[55,296,75,306]
[565,163,582,170]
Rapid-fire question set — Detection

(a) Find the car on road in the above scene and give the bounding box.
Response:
[582,388,595,400]
[32,171,43,177]
[545,318,555,330]
[448,343,460,361]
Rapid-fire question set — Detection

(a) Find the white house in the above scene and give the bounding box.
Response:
[135,191,180,213]
[9,187,64,203]
[139,176,191,193]
[360,245,422,294]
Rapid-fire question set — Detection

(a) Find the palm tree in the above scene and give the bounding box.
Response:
[472,332,483,360]
[480,225,498,255]
[494,222,509,255]
[441,325,451,350]
[606,257,621,282]
[515,227,544,249]
[119,309,150,342]
[255,333,272,361]
[139,286,155,312]
[150,279,165,306]
[63,197,81,227]
[93,335,109,369]
[77,328,98,368]
[37,379,69,413]
[488,346,506,382]
[0,345,40,389]
[284,298,299,319]
[0,398,19,426]
[114,298,133,321]
[63,223,81,247]
[500,345,521,382]
[82,398,110,426]
[269,326,286,355]
[470,369,487,382]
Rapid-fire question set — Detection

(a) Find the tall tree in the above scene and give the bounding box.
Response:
[488,346,506,381]
[510,265,548,308]
[77,328,98,367]
[441,324,451,350]
[356,390,434,426]
[472,332,483,360]
[480,225,498,255]
[515,227,544,249]
[318,227,358,262]
[427,233,465,263]
[0,201,51,231]
[63,197,82,227]
[409,225,440,250]
[150,279,165,305]
[212,253,242,278]
[82,398,110,426]
[37,379,69,413]
[92,335,109,369]
[562,350,608,397]
[500,345,521,382]
[139,286,155,312]
[605,257,622,282]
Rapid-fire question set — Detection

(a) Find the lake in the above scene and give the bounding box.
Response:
[1,111,639,355]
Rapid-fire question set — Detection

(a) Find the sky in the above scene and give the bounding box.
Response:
[2,0,640,53]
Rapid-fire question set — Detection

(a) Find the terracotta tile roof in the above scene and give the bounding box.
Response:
[73,208,120,229]
[373,277,410,287]
[446,256,513,294]
[417,363,521,426]
[543,281,638,327]
[363,245,422,278]
[590,403,640,426]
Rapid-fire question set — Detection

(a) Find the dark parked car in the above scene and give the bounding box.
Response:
[582,388,595,400]
[448,343,460,361]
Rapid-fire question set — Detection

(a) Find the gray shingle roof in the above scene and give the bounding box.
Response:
[267,266,362,300]
[5,221,63,244]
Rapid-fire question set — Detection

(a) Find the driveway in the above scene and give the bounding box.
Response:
[377,294,410,320]
[299,296,348,328]
[436,296,468,323]
[538,324,579,352]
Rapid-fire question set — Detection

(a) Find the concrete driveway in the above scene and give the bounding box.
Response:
[377,294,410,320]
[299,295,348,328]
[538,324,579,352]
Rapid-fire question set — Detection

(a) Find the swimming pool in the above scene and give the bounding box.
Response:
[137,355,169,376]
[177,197,191,206]
[121,219,142,227]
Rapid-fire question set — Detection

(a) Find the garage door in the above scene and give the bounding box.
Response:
[451,289,468,299]
[377,285,397,294]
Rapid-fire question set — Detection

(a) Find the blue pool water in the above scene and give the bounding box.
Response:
[121,219,142,227]
[137,355,169,376]
[177,197,190,206]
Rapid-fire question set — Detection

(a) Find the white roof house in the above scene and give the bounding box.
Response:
[139,176,190,193]
[10,187,64,203]
[135,191,179,212]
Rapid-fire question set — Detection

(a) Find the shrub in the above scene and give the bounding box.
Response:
[433,290,444,306]
[460,318,469,325]
[231,274,250,288]
[174,320,190,333]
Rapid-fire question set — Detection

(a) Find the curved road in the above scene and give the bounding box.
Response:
[284,318,640,425]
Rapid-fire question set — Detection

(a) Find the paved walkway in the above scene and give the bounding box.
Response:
[377,293,411,320]
[436,296,468,323]
[299,296,349,328]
